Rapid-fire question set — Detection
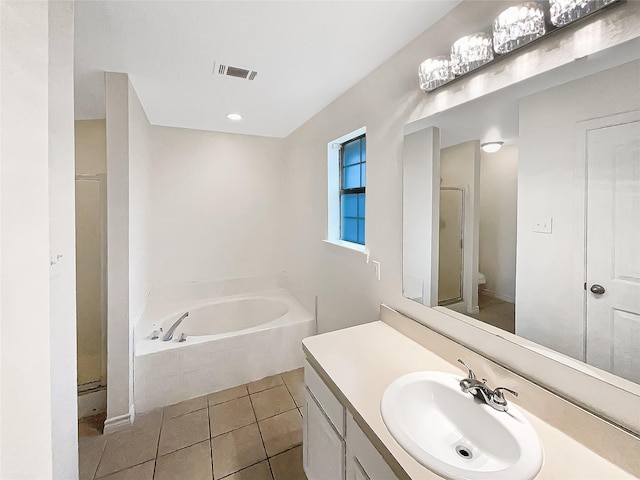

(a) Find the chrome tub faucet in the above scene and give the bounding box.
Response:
[162,312,189,341]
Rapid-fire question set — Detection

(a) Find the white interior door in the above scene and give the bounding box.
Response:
[586,113,640,384]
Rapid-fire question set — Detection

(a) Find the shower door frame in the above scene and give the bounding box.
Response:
[438,186,466,307]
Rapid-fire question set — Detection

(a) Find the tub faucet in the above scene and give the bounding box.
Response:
[162,312,189,341]
[457,359,518,412]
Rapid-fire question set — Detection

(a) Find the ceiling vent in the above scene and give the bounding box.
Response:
[216,63,258,81]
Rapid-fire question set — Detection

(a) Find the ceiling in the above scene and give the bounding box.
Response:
[74,1,461,138]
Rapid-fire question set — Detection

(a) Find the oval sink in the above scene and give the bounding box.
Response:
[381,371,543,480]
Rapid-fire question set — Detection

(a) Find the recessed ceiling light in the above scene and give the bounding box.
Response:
[227,113,242,121]
[481,141,504,153]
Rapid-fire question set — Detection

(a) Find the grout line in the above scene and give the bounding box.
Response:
[90,438,108,480]
[152,409,164,479]
[248,390,275,480]
[207,400,215,480]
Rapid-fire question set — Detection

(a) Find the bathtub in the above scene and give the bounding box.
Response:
[134,288,314,412]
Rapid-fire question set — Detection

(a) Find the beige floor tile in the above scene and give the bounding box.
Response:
[95,411,162,478]
[155,440,212,480]
[258,410,302,457]
[251,385,296,421]
[269,446,306,480]
[210,396,255,437]
[78,412,107,438]
[79,434,107,480]
[281,369,304,408]
[222,461,273,480]
[247,375,283,394]
[98,461,154,480]
[158,408,210,455]
[164,395,208,419]
[208,385,249,406]
[211,424,266,479]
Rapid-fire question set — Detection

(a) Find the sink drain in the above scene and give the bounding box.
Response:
[455,445,473,460]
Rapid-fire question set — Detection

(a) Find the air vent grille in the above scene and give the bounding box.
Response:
[215,63,258,81]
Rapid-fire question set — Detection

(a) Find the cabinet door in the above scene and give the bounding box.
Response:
[346,413,400,480]
[304,389,345,480]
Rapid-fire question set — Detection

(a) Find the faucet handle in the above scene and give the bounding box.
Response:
[457,359,476,379]
[492,386,518,404]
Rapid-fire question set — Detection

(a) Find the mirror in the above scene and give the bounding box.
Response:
[402,41,640,391]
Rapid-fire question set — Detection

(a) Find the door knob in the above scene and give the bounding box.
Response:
[590,284,606,295]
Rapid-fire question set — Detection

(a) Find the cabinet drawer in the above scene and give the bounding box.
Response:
[305,359,345,437]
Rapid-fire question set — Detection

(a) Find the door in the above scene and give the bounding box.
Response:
[586,113,640,384]
[304,389,345,480]
[438,188,464,305]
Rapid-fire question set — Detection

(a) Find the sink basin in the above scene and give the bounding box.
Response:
[381,371,543,480]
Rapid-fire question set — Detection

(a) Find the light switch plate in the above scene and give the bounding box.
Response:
[533,217,553,234]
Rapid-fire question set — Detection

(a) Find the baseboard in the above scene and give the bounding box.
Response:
[103,404,135,434]
[481,288,515,304]
[78,387,107,419]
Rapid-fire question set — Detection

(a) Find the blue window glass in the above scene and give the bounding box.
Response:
[341,194,358,218]
[340,134,366,245]
[341,218,358,243]
[343,140,361,166]
[343,165,361,189]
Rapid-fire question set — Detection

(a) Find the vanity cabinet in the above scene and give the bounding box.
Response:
[303,359,400,480]
[346,412,399,480]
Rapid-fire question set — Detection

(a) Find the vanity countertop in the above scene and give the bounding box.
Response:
[302,320,638,480]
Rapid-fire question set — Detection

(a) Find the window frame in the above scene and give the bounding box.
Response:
[339,134,366,245]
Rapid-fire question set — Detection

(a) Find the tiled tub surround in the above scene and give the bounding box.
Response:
[303,306,640,479]
[135,288,314,412]
[80,370,307,480]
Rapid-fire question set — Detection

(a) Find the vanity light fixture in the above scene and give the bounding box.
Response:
[493,2,546,54]
[450,33,494,75]
[418,56,454,92]
[226,113,242,121]
[481,141,504,153]
[418,0,621,92]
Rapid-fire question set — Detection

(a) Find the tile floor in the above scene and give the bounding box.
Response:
[79,369,307,480]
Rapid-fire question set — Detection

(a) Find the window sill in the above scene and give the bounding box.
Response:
[322,239,367,256]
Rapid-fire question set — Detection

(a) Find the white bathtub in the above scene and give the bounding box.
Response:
[134,288,314,412]
[159,297,289,339]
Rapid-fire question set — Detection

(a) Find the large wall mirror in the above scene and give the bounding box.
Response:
[402,39,640,397]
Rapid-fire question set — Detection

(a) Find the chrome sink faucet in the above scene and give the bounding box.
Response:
[457,359,518,412]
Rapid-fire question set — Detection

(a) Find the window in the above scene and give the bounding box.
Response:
[340,135,366,244]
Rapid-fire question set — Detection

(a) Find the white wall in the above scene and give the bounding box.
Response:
[280,0,640,433]
[128,82,152,329]
[516,60,640,360]
[1,1,77,478]
[104,73,155,430]
[149,127,285,290]
[105,73,133,429]
[48,1,79,478]
[479,144,517,303]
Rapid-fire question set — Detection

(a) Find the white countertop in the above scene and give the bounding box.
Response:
[303,320,638,480]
